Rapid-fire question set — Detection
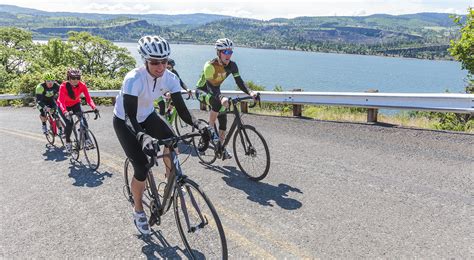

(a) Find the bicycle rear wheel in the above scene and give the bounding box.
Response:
[233,125,270,181]
[45,117,55,145]
[174,178,227,259]
[192,119,218,164]
[83,129,100,170]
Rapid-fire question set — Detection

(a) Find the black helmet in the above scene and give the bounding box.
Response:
[167,58,175,67]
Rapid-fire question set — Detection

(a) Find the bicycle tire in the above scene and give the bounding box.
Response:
[174,178,228,259]
[175,113,192,138]
[124,158,162,227]
[123,158,134,206]
[45,117,55,145]
[56,118,65,148]
[83,129,100,170]
[71,120,81,160]
[192,119,218,164]
[233,125,271,181]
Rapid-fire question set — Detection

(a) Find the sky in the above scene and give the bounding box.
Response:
[0,0,471,19]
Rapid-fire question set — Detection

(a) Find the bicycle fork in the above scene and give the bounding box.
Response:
[177,180,208,233]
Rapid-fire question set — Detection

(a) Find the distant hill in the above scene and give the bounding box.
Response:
[0,4,465,60]
[0,4,232,26]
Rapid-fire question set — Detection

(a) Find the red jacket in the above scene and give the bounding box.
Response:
[57,81,96,114]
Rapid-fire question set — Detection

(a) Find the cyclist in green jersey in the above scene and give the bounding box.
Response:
[195,38,257,160]
[35,72,61,134]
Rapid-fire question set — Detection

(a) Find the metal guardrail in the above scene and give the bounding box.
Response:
[1,90,473,115]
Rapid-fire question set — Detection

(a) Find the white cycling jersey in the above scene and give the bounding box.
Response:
[114,66,181,122]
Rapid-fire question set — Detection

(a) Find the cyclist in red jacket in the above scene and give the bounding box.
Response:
[57,68,98,153]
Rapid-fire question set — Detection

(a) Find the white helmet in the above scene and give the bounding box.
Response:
[215,38,234,50]
[137,35,170,60]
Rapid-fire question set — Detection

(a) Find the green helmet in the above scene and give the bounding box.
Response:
[43,72,55,81]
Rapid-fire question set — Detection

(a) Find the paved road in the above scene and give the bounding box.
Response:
[1,106,473,258]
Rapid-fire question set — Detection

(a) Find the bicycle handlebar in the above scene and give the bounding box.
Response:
[229,92,261,108]
[145,131,202,169]
[81,110,100,120]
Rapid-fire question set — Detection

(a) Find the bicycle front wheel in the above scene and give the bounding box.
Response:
[233,125,270,181]
[124,158,162,227]
[174,178,227,259]
[83,129,100,170]
[45,118,55,145]
[175,113,193,138]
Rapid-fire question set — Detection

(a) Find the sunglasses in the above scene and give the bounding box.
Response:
[70,76,81,80]
[45,80,54,83]
[221,50,233,55]
[148,59,168,66]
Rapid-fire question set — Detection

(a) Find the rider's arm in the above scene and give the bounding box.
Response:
[80,82,97,110]
[171,69,188,91]
[165,72,197,126]
[35,84,45,108]
[123,94,144,135]
[170,92,196,126]
[230,62,251,95]
[57,83,68,114]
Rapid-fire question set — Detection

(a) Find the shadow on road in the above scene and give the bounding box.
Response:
[203,163,303,210]
[67,162,112,187]
[140,230,202,259]
[42,144,68,162]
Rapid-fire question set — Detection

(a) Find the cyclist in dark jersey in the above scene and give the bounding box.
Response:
[195,38,257,160]
[156,58,192,116]
[35,72,61,134]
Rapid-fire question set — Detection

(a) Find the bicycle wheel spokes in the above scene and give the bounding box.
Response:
[233,125,271,181]
[45,118,55,145]
[83,129,100,170]
[175,114,193,137]
[193,136,218,164]
[174,179,227,259]
[124,158,162,227]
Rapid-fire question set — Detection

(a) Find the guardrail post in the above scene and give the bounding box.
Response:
[366,89,378,123]
[292,89,302,117]
[241,102,248,113]
[111,97,116,105]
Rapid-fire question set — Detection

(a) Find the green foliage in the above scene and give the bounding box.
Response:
[0,27,35,74]
[449,8,474,74]
[1,27,135,104]
[36,38,76,68]
[246,81,265,91]
[67,31,136,78]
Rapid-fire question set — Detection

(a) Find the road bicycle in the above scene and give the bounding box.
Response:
[193,93,271,181]
[44,107,65,147]
[70,110,100,170]
[123,132,228,259]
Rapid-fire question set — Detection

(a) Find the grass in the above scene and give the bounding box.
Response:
[249,104,473,133]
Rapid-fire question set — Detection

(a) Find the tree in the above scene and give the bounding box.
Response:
[0,27,35,74]
[38,38,76,68]
[67,31,136,78]
[449,7,474,93]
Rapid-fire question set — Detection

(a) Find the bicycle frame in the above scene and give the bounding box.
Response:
[219,96,259,149]
[146,134,207,229]
[72,110,98,150]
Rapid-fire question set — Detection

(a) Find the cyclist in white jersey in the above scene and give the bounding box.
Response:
[113,35,210,235]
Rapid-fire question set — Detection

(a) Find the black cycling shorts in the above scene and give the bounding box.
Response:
[113,111,175,182]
